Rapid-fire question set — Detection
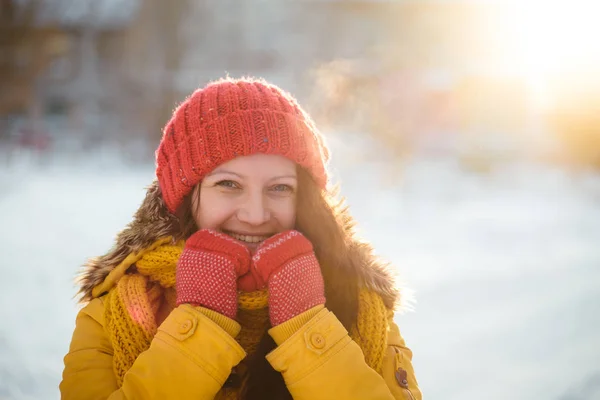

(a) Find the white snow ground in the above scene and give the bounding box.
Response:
[1,145,599,400]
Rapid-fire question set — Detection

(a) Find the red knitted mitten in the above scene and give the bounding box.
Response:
[252,230,325,326]
[176,229,251,319]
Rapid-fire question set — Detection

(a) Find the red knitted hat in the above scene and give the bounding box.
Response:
[156,77,330,213]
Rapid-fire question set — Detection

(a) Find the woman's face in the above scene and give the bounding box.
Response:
[192,153,297,252]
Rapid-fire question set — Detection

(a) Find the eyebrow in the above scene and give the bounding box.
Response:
[206,169,245,178]
[268,174,297,181]
[206,169,297,180]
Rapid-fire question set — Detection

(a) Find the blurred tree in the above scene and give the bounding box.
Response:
[156,0,184,139]
[0,0,65,129]
[107,0,185,145]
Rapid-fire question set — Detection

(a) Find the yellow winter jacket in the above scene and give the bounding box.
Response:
[61,296,421,399]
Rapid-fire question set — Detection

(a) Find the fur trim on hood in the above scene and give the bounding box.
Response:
[76,181,403,310]
[76,180,178,303]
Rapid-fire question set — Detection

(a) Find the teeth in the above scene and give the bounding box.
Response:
[227,232,269,243]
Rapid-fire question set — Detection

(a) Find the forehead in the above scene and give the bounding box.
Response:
[211,154,297,177]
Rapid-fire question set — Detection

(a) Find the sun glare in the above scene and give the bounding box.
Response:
[511,1,600,109]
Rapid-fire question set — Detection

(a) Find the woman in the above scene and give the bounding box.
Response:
[60,77,422,399]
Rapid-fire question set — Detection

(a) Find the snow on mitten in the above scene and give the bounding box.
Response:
[176,229,251,319]
[252,230,325,326]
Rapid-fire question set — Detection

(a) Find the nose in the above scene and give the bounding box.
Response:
[237,191,270,226]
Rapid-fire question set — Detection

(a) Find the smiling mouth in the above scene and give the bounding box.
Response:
[224,231,271,244]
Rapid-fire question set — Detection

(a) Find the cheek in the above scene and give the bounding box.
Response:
[195,191,236,229]
[271,198,297,229]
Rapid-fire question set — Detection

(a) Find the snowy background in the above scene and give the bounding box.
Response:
[3,0,600,398]
[1,137,599,400]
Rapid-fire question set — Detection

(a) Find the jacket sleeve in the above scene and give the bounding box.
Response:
[60,298,246,400]
[266,307,422,400]
[383,310,422,400]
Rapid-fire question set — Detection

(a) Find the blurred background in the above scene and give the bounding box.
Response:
[1,0,600,399]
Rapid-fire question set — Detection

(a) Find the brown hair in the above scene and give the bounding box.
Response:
[241,168,364,399]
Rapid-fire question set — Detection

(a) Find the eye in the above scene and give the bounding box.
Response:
[270,184,294,193]
[215,180,240,190]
